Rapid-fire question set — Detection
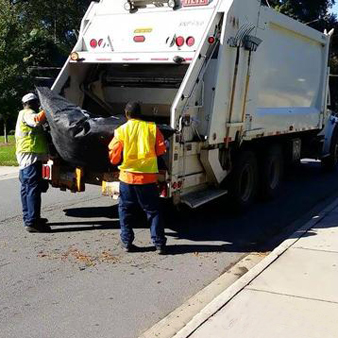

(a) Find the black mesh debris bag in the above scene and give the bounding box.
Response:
[37,87,175,171]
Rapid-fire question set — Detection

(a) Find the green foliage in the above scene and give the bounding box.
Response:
[0,0,92,137]
[16,0,92,50]
[262,0,337,33]
[0,136,17,166]
[0,0,27,126]
[266,0,335,24]
[23,29,63,67]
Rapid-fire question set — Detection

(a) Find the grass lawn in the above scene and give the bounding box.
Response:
[0,135,18,166]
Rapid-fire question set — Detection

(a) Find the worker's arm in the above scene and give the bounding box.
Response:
[24,110,46,128]
[156,128,166,157]
[108,137,124,165]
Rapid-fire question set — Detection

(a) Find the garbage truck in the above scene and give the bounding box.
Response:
[43,0,337,208]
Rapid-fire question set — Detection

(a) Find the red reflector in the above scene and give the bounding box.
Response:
[208,36,215,44]
[176,36,185,47]
[186,36,195,47]
[159,183,168,198]
[90,39,97,48]
[172,182,178,189]
[42,165,50,179]
[45,166,50,179]
[98,39,103,47]
[134,35,145,42]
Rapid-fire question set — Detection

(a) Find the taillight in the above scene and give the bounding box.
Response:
[208,36,215,44]
[70,52,80,61]
[186,36,195,47]
[176,36,185,47]
[134,35,146,42]
[45,166,50,179]
[42,165,51,180]
[159,182,168,198]
[90,39,97,48]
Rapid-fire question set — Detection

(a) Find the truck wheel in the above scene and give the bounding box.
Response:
[322,128,338,171]
[228,151,258,209]
[259,145,283,199]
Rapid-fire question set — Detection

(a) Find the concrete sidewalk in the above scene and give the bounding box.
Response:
[173,200,338,338]
[0,166,19,181]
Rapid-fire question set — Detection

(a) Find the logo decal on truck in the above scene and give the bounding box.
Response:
[182,0,209,7]
[179,20,204,27]
[134,28,153,34]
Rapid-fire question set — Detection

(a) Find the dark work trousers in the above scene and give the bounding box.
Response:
[19,162,43,227]
[118,182,167,247]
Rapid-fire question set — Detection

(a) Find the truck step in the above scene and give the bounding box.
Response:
[181,188,228,209]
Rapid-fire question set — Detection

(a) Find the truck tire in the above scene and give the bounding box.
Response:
[228,151,258,209]
[259,145,283,199]
[322,128,338,171]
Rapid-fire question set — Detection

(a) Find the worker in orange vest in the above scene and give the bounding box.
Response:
[108,102,167,254]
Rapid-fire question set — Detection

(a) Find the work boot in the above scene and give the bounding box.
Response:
[25,225,40,233]
[120,241,137,253]
[25,222,51,233]
[155,245,167,255]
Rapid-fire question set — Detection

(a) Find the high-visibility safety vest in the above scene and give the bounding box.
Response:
[115,119,158,174]
[15,109,48,154]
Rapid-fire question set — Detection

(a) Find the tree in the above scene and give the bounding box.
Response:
[0,0,92,141]
[14,0,92,87]
[16,0,92,53]
[0,0,28,143]
[265,0,335,25]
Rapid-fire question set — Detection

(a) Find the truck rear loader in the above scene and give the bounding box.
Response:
[44,0,338,208]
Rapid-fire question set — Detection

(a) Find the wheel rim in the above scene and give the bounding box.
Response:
[239,164,254,202]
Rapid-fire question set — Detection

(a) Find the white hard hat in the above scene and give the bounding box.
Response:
[22,93,38,104]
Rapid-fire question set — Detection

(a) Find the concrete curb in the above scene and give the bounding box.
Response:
[171,197,338,338]
[139,252,265,338]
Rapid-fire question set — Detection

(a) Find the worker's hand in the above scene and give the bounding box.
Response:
[34,110,47,125]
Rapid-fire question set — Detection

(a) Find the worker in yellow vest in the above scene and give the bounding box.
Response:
[109,102,167,254]
[15,93,50,233]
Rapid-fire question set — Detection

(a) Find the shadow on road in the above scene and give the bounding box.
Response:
[48,220,120,232]
[165,162,338,253]
[52,162,338,254]
[64,206,119,219]
[165,244,232,255]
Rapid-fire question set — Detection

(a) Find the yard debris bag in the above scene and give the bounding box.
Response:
[37,87,174,171]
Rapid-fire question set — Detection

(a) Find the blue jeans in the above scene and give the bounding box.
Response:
[118,182,166,247]
[19,162,43,227]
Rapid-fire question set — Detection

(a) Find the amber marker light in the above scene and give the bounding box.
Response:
[70,52,80,61]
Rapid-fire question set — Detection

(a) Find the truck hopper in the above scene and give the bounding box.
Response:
[37,87,175,171]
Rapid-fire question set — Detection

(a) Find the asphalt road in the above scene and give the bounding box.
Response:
[1,161,338,338]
